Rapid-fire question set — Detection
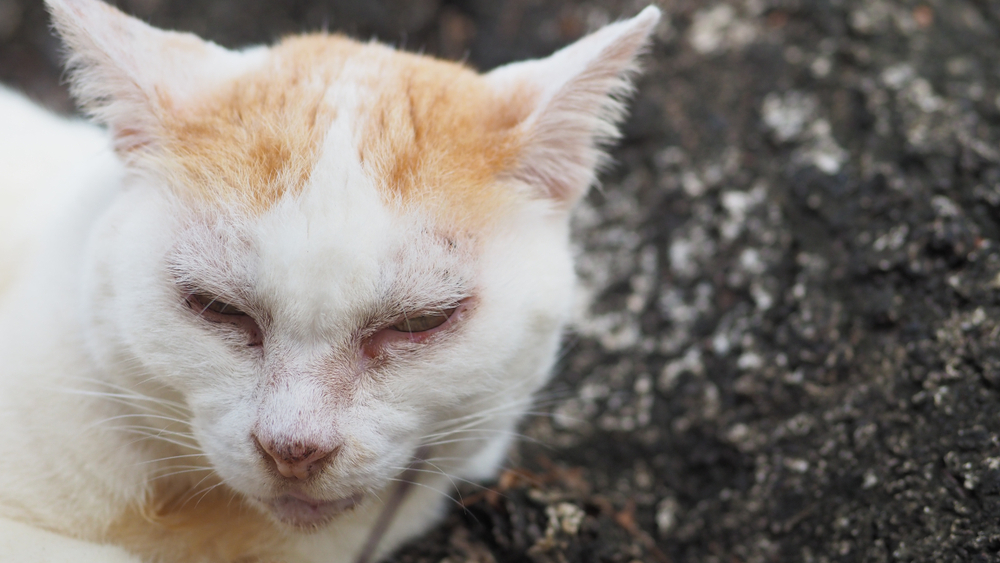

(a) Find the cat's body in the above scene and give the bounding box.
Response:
[0,1,659,561]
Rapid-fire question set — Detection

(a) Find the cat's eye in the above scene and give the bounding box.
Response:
[191,294,247,316]
[390,310,454,333]
[364,304,465,358]
[185,292,263,347]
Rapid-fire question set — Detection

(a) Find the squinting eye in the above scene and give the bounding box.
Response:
[390,309,456,333]
[191,294,247,316]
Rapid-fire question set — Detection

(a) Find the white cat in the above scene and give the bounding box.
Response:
[0,1,659,561]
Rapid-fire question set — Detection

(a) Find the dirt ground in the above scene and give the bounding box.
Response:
[4,0,1000,561]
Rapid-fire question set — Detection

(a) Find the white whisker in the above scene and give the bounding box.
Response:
[146,467,214,482]
[134,452,209,466]
[385,477,464,511]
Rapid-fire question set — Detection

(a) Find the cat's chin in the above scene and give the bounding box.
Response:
[264,492,363,529]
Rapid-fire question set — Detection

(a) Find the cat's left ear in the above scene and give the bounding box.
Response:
[487,6,661,209]
[46,0,255,155]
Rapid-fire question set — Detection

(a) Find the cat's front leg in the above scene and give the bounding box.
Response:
[0,518,142,563]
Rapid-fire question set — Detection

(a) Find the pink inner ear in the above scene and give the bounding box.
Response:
[48,0,267,162]
[512,133,598,205]
[490,7,660,208]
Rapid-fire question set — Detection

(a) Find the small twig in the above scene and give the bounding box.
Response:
[594,496,673,563]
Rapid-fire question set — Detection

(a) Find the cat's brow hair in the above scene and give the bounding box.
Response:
[356,50,537,227]
[151,36,356,212]
[155,35,538,223]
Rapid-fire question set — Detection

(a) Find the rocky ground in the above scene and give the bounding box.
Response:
[4,0,1000,561]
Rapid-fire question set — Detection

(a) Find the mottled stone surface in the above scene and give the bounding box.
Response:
[4,0,1000,561]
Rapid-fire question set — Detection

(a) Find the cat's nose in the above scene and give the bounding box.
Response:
[254,435,340,480]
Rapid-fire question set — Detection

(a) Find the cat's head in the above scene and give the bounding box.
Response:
[48,0,659,528]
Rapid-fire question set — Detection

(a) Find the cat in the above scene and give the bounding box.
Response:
[0,0,659,561]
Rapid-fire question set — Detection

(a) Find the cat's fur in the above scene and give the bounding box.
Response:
[0,1,659,561]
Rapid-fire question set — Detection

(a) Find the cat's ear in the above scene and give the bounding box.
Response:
[46,0,253,155]
[487,6,660,208]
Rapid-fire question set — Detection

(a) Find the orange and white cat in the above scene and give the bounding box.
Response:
[0,1,659,561]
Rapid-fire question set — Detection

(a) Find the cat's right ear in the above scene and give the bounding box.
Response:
[46,0,254,156]
[486,7,660,210]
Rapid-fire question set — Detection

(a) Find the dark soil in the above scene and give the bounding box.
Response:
[4,0,1000,561]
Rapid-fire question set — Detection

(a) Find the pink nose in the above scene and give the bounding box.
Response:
[255,436,339,480]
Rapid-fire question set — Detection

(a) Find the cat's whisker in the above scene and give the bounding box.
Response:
[65,416,193,448]
[54,381,189,412]
[146,467,215,482]
[116,428,203,452]
[426,402,531,431]
[189,481,228,509]
[87,412,194,427]
[70,394,188,422]
[419,431,548,451]
[364,488,386,509]
[423,408,565,440]
[407,461,464,504]
[552,333,582,365]
[52,376,191,415]
[78,412,195,444]
[397,466,507,511]
[405,455,470,465]
[424,412,527,440]
[423,389,577,454]
[407,461,502,499]
[117,426,195,449]
[150,465,212,476]
[426,386,572,433]
[384,477,465,511]
[134,452,210,466]
[423,411,551,440]
[176,473,224,510]
[54,386,186,410]
[100,398,188,422]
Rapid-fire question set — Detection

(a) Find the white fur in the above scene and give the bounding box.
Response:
[0,87,107,293]
[0,1,660,561]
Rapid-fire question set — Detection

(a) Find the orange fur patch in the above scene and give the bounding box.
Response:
[106,479,286,563]
[357,52,534,227]
[150,35,362,213]
[146,34,533,223]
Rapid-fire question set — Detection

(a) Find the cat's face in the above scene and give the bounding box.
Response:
[50,0,658,528]
[90,141,571,527]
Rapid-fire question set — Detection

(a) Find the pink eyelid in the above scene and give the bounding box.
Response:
[185,293,263,347]
[364,301,468,356]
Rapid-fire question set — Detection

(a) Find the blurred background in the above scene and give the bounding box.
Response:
[5,0,1000,561]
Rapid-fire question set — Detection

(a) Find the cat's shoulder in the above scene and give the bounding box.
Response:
[0,86,109,194]
[0,85,105,146]
[0,86,112,295]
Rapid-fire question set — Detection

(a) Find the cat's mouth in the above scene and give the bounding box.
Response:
[265,491,363,527]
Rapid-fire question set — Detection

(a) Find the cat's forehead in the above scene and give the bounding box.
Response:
[170,115,476,326]
[160,35,532,227]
